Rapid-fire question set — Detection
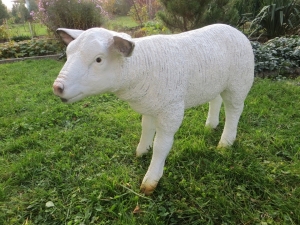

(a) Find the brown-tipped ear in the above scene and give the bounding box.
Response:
[113,36,135,57]
[56,28,84,45]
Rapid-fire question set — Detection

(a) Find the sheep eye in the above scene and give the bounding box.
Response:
[96,57,102,63]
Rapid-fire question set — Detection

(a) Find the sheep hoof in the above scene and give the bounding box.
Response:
[136,150,148,157]
[205,114,220,129]
[205,123,218,129]
[136,145,151,157]
[217,141,231,149]
[140,182,158,196]
[217,143,226,149]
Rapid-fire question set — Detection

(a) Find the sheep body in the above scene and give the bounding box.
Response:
[53,24,254,195]
[115,24,253,113]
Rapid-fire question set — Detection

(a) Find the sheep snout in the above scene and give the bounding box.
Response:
[53,82,64,95]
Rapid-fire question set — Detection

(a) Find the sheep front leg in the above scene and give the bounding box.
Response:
[136,115,156,157]
[140,106,184,195]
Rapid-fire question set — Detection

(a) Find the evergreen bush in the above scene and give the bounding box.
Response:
[157,0,240,32]
[157,0,210,31]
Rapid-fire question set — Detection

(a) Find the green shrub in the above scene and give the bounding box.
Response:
[0,25,9,41]
[141,20,169,35]
[128,0,162,25]
[158,0,240,32]
[202,0,240,26]
[157,0,210,32]
[36,0,105,34]
[252,36,300,77]
[0,39,63,59]
[250,0,300,39]
[101,0,133,16]
[128,4,149,25]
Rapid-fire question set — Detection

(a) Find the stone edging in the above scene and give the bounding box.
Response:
[0,54,62,64]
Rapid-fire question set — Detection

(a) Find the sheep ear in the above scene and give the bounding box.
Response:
[56,28,84,45]
[113,36,135,57]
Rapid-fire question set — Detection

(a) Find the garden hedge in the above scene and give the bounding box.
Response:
[252,36,300,78]
[0,39,63,59]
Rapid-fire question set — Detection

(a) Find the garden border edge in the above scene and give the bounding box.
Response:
[0,54,61,64]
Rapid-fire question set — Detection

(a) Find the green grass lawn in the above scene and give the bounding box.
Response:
[5,17,136,39]
[103,16,139,31]
[0,60,299,225]
[7,23,49,38]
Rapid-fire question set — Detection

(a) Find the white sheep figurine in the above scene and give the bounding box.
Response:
[53,24,254,195]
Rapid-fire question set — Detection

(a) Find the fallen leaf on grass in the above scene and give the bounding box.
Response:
[45,201,55,207]
[133,204,142,214]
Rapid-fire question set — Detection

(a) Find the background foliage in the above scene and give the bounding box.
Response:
[249,0,300,39]
[0,0,9,25]
[36,0,105,35]
[101,0,133,17]
[157,0,211,32]
[157,0,247,32]
[128,0,162,25]
[11,2,31,24]
[157,0,300,38]
[0,24,8,40]
[252,36,300,77]
[0,39,62,59]
[201,0,240,26]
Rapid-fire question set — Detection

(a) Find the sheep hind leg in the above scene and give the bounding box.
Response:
[205,95,222,129]
[136,115,156,157]
[218,91,244,148]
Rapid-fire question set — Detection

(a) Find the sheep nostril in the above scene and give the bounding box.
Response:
[57,86,63,94]
[53,83,64,95]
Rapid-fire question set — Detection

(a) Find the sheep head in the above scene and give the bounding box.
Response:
[53,28,135,103]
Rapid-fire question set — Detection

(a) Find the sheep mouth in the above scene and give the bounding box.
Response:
[60,93,83,103]
[60,98,68,103]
